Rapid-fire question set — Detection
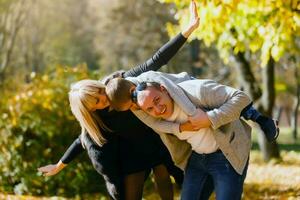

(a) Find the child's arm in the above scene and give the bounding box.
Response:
[100,30,189,85]
[100,31,189,85]
[123,1,199,78]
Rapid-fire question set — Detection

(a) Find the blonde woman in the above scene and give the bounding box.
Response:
[38,1,200,199]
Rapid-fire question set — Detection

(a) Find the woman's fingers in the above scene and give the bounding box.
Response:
[38,165,57,175]
[38,165,51,172]
[44,171,56,176]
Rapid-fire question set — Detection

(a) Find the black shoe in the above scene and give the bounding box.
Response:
[257,116,280,142]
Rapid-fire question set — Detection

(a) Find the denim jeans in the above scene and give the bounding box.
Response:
[181,150,249,200]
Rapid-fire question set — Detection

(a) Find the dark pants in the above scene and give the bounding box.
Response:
[181,151,249,200]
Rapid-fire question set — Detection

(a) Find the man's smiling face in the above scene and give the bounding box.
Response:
[137,85,174,119]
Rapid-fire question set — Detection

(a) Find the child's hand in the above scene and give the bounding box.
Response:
[188,0,200,31]
[182,0,200,38]
[188,108,211,129]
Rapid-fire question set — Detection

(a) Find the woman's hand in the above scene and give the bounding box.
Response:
[38,160,67,176]
[182,0,200,38]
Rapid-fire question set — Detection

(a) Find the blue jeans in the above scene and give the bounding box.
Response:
[181,150,249,200]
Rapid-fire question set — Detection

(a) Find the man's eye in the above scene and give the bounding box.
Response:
[154,97,160,103]
[147,107,153,112]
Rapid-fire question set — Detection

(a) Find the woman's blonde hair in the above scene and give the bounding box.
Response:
[69,79,111,146]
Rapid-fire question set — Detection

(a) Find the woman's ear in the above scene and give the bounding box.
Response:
[129,85,136,93]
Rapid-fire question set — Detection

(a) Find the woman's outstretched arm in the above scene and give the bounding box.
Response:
[38,137,84,176]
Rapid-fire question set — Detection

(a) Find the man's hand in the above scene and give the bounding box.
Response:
[179,121,196,132]
[188,108,211,129]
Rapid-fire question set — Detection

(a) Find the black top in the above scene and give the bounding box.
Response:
[61,33,187,164]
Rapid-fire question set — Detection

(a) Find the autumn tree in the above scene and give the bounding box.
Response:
[0,0,29,82]
[162,0,300,160]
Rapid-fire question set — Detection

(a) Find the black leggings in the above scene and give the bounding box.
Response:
[123,164,173,200]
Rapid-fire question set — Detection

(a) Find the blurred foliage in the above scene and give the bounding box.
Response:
[12,0,100,72]
[0,65,107,196]
[0,0,194,196]
[0,0,193,81]
[93,0,193,74]
[163,0,300,160]
[163,0,300,66]
[0,0,299,197]
[161,0,300,102]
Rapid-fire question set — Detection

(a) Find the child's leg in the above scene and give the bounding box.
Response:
[241,102,279,142]
[153,164,174,200]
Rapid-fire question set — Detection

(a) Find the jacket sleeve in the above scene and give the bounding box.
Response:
[126,71,197,116]
[182,80,251,130]
[123,33,187,78]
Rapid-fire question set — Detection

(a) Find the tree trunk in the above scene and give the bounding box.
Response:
[190,39,201,76]
[257,58,280,161]
[291,66,300,140]
[234,52,262,101]
[274,106,282,123]
[0,0,26,83]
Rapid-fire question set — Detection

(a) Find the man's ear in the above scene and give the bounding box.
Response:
[160,85,166,91]
[160,85,170,95]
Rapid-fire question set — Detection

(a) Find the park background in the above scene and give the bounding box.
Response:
[0,0,299,199]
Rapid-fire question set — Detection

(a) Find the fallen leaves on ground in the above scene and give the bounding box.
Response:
[1,150,299,200]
